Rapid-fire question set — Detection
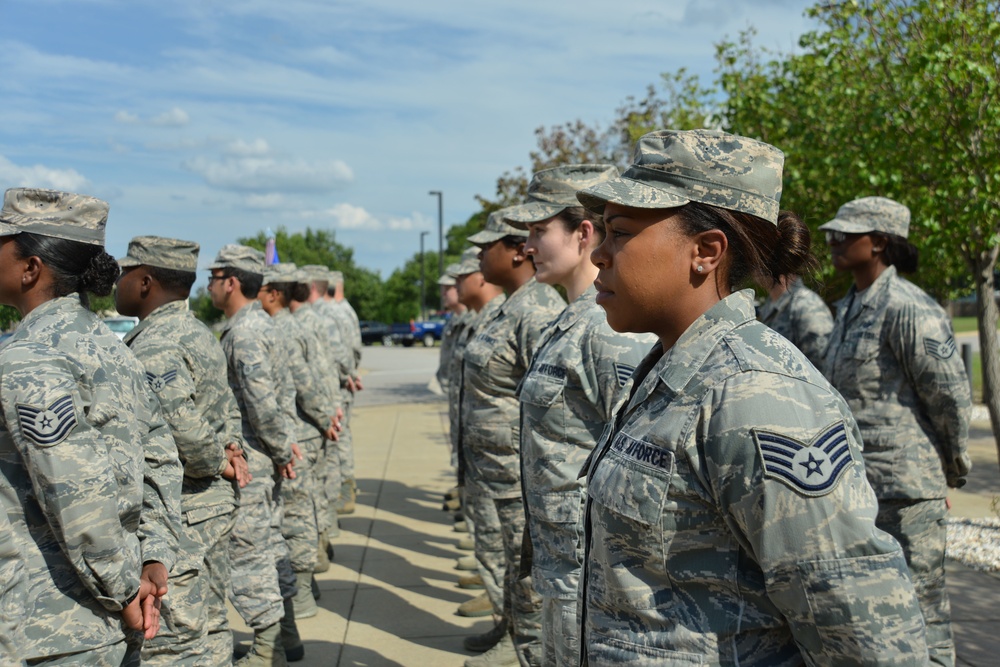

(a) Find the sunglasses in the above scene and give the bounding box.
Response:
[824,230,859,244]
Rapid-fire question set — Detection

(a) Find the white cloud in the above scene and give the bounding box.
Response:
[183,155,353,193]
[114,110,139,124]
[224,138,271,157]
[299,203,427,232]
[243,193,285,209]
[0,155,89,191]
[150,107,191,127]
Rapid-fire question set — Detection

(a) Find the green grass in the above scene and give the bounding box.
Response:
[972,352,983,403]
[953,317,980,333]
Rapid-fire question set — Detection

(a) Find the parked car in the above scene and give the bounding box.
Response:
[359,320,393,346]
[389,315,449,347]
[103,315,139,340]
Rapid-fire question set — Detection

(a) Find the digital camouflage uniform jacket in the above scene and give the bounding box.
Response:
[757,277,833,369]
[0,296,182,658]
[581,290,928,666]
[270,309,336,443]
[220,301,295,479]
[519,287,652,599]
[293,303,343,411]
[822,266,971,498]
[314,300,355,383]
[462,278,563,499]
[437,310,473,393]
[124,299,241,518]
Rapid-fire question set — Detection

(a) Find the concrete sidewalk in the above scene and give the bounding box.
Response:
[228,398,1000,666]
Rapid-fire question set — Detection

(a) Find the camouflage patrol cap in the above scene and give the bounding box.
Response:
[576,129,784,225]
[301,264,329,283]
[467,206,527,245]
[505,165,619,228]
[328,270,344,284]
[208,244,264,275]
[819,196,910,239]
[0,187,109,246]
[262,262,298,286]
[437,270,457,286]
[451,247,482,277]
[118,235,199,272]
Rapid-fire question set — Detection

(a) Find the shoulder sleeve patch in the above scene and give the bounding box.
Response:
[614,363,635,387]
[752,421,854,497]
[15,395,79,447]
[923,336,956,360]
[145,370,179,393]
[239,360,261,378]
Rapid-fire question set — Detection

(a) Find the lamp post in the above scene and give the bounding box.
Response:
[428,190,443,278]
[419,231,429,321]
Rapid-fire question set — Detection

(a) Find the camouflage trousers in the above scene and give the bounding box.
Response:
[324,436,344,530]
[26,641,127,666]
[281,436,321,574]
[142,506,237,667]
[541,596,580,667]
[314,438,333,534]
[466,486,504,615]
[495,497,543,667]
[228,474,284,630]
[877,498,953,667]
[338,392,355,482]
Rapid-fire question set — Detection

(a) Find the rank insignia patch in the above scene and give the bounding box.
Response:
[145,370,178,393]
[614,363,635,387]
[924,337,956,361]
[16,395,78,447]
[752,421,854,496]
[239,360,260,377]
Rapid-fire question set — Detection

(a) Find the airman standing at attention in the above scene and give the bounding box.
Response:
[504,165,653,667]
[207,245,302,667]
[436,270,470,398]
[116,235,251,666]
[258,263,340,624]
[576,130,928,666]
[319,269,363,514]
[0,188,182,665]
[463,209,565,667]
[756,215,833,368]
[821,196,971,667]
[290,266,344,573]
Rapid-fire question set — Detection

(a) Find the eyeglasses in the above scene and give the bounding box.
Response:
[825,230,857,244]
[207,275,226,285]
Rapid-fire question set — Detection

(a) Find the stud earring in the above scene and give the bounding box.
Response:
[696,265,704,273]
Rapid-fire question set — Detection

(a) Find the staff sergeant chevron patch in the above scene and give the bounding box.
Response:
[145,370,179,393]
[16,395,79,447]
[614,363,635,387]
[924,336,957,361]
[752,421,854,497]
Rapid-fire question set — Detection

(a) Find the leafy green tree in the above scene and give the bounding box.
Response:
[717,0,1000,456]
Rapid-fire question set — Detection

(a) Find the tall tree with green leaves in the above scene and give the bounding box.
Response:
[718,0,1000,457]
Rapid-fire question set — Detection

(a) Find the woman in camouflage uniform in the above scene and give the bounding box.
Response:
[505,165,652,667]
[821,196,971,667]
[0,188,181,665]
[575,131,928,666]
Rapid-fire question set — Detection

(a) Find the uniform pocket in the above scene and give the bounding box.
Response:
[185,503,233,526]
[521,372,566,408]
[588,636,704,666]
[590,433,673,528]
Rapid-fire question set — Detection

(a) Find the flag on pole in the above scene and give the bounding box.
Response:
[265,228,279,265]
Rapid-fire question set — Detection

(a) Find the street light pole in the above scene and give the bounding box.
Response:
[428,190,443,278]
[419,231,429,321]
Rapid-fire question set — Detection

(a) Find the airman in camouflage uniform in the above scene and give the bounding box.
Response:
[116,236,247,666]
[504,165,654,667]
[260,263,340,619]
[209,244,297,666]
[291,266,345,568]
[575,131,928,665]
[0,502,26,663]
[436,269,471,398]
[464,209,565,666]
[821,196,971,667]
[0,188,182,664]
[319,269,362,513]
[757,275,833,368]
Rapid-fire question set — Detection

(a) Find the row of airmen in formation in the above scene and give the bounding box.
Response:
[434,130,970,667]
[0,126,973,667]
[0,190,365,666]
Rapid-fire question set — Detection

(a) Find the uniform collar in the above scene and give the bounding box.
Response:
[221,299,262,335]
[657,289,757,395]
[17,294,84,330]
[555,285,597,331]
[123,299,187,345]
[498,277,541,315]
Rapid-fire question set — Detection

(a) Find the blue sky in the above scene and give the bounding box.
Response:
[0,0,817,276]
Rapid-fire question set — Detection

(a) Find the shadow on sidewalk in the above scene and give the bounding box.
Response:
[340,515,467,561]
[352,543,475,603]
